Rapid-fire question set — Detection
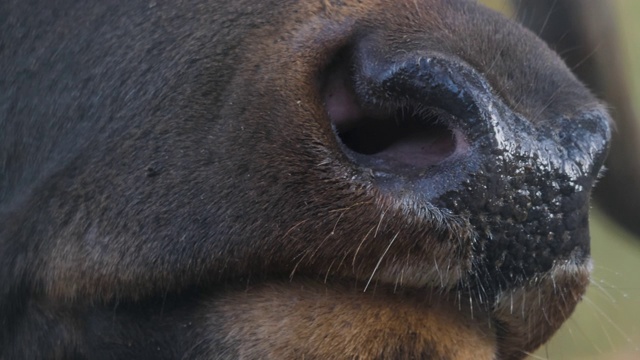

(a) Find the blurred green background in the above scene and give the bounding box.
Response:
[481,1,640,359]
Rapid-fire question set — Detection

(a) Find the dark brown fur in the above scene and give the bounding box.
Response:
[1,0,610,359]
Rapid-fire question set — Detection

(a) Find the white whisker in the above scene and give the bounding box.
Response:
[582,296,632,343]
[352,226,375,271]
[364,231,399,293]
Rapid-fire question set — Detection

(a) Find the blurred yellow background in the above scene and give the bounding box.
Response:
[481,1,640,359]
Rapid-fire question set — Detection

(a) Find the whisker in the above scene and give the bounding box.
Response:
[331,211,345,234]
[433,256,443,287]
[537,0,558,37]
[530,85,564,124]
[324,258,337,284]
[282,219,309,239]
[352,226,375,271]
[571,42,602,72]
[589,277,617,305]
[374,210,386,238]
[582,296,633,343]
[289,252,309,281]
[364,231,399,292]
[520,349,547,360]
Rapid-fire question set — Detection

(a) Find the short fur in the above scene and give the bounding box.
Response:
[1,0,610,359]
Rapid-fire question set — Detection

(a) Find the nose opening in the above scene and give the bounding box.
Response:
[322,52,464,172]
[335,107,458,168]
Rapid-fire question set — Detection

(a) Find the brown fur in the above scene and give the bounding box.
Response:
[210,282,496,359]
[1,0,610,359]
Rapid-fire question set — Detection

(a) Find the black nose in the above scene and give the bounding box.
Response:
[323,42,611,292]
[325,46,527,201]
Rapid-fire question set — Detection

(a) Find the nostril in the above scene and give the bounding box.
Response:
[336,107,458,167]
[322,54,466,173]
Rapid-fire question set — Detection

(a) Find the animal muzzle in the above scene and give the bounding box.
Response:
[323,35,611,296]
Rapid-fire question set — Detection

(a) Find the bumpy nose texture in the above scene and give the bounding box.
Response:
[332,44,611,293]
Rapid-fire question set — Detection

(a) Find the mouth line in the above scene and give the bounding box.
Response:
[216,252,589,360]
[304,256,591,358]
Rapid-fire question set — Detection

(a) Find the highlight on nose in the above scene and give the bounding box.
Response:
[318,41,611,294]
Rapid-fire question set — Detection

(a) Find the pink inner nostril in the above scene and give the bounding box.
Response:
[323,64,462,170]
[324,71,364,131]
[375,127,458,167]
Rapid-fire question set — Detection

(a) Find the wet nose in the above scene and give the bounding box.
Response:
[323,41,611,291]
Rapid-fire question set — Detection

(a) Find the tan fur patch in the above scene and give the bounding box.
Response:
[210,281,496,359]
